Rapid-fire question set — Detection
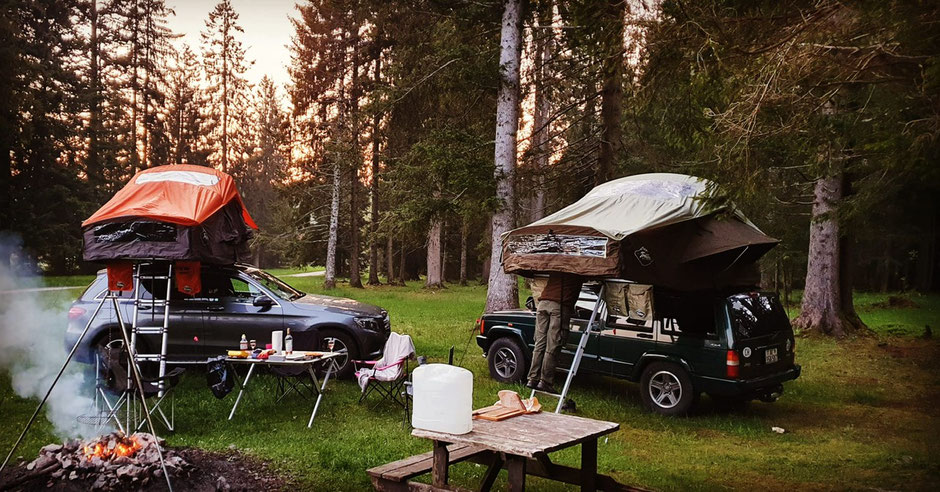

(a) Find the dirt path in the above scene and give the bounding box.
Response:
[283,271,325,277]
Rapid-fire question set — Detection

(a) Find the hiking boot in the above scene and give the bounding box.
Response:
[536,381,558,394]
[525,379,538,389]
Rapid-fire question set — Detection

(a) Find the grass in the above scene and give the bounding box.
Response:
[1,272,938,491]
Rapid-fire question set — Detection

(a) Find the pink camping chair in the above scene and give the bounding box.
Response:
[353,332,416,409]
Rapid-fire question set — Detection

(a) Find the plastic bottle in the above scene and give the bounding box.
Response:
[239,334,248,350]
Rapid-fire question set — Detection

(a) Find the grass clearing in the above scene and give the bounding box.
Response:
[1,273,938,490]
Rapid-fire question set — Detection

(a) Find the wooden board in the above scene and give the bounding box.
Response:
[473,406,525,421]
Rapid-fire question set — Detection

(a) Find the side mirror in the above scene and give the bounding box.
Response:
[253,295,274,307]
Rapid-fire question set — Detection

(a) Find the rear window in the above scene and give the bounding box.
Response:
[727,293,791,339]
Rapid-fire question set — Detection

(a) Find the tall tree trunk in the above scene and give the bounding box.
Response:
[485,0,523,312]
[792,172,866,337]
[530,0,552,221]
[387,235,399,285]
[426,217,444,288]
[367,54,382,286]
[130,1,140,174]
[459,217,468,286]
[324,161,341,289]
[398,240,407,285]
[596,0,624,185]
[221,12,229,173]
[348,30,363,288]
[87,0,102,190]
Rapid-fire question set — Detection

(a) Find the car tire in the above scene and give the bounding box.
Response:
[487,337,528,383]
[320,329,357,379]
[640,362,695,416]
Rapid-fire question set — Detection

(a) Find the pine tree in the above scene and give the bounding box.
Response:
[202,0,251,173]
[166,44,207,165]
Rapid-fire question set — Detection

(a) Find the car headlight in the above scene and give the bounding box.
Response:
[355,317,380,331]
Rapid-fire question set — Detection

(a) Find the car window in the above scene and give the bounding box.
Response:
[201,271,259,302]
[244,270,303,300]
[727,293,790,339]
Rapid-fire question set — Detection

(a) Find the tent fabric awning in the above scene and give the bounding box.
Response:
[501,173,778,291]
[82,164,257,229]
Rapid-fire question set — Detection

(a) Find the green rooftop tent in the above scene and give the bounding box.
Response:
[501,173,778,291]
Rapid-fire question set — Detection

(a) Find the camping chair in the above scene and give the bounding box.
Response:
[353,332,415,409]
[95,340,184,431]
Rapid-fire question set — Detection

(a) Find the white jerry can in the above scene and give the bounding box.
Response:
[411,363,473,434]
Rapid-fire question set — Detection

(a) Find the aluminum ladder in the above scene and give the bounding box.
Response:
[530,284,606,413]
[125,261,176,430]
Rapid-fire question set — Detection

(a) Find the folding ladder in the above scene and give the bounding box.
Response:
[131,261,173,396]
[530,284,607,413]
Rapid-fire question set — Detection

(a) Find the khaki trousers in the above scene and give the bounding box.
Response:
[527,299,572,386]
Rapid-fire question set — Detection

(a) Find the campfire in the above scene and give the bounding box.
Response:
[82,434,144,461]
[11,432,189,490]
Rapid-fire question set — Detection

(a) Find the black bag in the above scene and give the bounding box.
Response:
[206,356,234,399]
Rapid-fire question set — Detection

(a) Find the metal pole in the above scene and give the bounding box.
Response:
[112,297,173,492]
[0,294,109,475]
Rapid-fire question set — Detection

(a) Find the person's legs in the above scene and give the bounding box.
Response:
[527,300,553,384]
[539,302,564,387]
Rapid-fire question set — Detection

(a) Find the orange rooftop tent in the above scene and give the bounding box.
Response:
[82,165,257,264]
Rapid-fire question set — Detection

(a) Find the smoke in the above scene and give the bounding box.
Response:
[0,234,96,439]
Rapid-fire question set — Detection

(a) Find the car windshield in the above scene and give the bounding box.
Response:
[727,293,790,339]
[245,270,305,300]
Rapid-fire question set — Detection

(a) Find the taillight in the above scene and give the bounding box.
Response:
[726,350,740,378]
[477,318,484,335]
[68,306,86,320]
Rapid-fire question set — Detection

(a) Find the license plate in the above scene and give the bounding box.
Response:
[765,348,778,364]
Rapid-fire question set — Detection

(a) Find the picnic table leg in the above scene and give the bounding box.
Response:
[479,453,504,492]
[581,438,598,492]
[432,440,450,488]
[307,361,331,428]
[228,363,256,421]
[506,455,526,492]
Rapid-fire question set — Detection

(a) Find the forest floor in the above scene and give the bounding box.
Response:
[1,273,937,491]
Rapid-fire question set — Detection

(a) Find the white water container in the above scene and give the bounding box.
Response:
[411,364,473,434]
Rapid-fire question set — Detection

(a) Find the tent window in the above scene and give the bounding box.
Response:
[506,234,608,258]
[93,221,176,243]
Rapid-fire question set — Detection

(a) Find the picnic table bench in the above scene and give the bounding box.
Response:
[368,411,642,491]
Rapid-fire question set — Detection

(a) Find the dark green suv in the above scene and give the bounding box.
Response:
[476,287,801,415]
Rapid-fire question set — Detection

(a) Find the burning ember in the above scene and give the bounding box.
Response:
[9,432,190,490]
[82,434,143,461]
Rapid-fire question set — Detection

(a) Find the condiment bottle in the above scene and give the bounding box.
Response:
[284,328,293,354]
[239,334,248,350]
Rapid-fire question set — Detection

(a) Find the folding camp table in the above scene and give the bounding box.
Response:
[225,352,341,428]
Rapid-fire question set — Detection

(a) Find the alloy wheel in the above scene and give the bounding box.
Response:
[493,347,518,379]
[648,370,683,409]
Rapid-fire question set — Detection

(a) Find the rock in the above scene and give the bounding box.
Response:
[216,475,231,491]
[27,454,56,471]
[69,471,79,480]
[771,426,786,434]
[116,464,136,478]
[51,469,65,479]
[91,474,109,490]
[41,443,63,454]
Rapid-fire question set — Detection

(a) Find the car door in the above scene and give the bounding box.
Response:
[193,270,283,357]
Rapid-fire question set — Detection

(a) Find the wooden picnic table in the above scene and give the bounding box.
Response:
[369,411,634,491]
